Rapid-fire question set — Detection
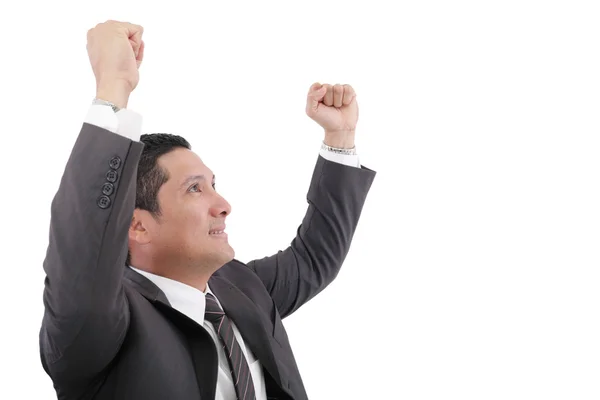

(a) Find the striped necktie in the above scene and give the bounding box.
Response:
[204,292,256,400]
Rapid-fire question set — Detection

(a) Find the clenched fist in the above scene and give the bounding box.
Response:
[87,20,145,108]
[306,83,359,149]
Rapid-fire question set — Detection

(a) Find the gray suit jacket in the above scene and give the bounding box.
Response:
[39,122,376,399]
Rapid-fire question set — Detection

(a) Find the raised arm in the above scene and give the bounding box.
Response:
[247,83,376,318]
[247,154,375,318]
[39,21,145,385]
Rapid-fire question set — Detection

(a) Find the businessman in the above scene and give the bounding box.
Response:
[39,20,376,399]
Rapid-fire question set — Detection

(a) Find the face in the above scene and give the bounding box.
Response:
[134,148,234,274]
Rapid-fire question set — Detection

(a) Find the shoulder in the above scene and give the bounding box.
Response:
[213,258,259,285]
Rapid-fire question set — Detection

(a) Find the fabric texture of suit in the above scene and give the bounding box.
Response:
[39,122,376,399]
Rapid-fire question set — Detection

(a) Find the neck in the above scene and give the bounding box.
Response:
[130,253,215,293]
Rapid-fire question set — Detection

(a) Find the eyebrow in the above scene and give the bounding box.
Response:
[180,174,216,189]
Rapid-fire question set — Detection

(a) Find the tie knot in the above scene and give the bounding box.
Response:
[204,292,225,322]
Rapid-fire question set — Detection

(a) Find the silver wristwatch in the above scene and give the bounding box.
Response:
[92,98,121,113]
[321,141,357,155]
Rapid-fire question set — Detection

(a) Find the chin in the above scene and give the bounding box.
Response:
[214,245,235,266]
[222,246,235,263]
[197,242,235,270]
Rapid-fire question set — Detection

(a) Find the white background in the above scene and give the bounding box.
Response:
[0,0,598,399]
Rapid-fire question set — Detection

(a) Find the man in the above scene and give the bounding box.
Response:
[39,20,376,400]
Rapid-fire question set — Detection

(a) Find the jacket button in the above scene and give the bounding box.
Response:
[106,170,118,183]
[109,156,122,170]
[97,195,111,209]
[102,182,114,196]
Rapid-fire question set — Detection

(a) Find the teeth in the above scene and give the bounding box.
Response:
[210,231,224,235]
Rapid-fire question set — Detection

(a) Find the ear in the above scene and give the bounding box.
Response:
[129,209,152,245]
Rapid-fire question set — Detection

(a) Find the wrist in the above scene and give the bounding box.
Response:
[324,130,355,149]
[321,141,356,155]
[96,80,131,110]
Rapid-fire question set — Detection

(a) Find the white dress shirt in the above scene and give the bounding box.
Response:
[84,104,360,399]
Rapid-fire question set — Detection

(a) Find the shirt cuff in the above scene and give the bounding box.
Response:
[84,104,143,141]
[319,148,361,168]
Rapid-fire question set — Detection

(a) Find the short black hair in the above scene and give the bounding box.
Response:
[126,133,191,266]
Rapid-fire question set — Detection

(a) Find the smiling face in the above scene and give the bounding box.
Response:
[129,146,234,281]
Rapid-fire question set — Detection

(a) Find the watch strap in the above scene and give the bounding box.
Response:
[321,141,357,155]
[92,98,121,113]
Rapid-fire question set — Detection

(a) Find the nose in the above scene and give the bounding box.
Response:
[210,193,231,217]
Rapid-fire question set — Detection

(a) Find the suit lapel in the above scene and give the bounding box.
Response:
[124,267,171,306]
[124,267,287,392]
[208,275,285,389]
[124,267,218,399]
[152,301,219,400]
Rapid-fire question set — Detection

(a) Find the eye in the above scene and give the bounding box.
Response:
[188,183,201,193]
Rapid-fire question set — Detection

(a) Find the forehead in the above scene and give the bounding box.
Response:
[158,148,213,182]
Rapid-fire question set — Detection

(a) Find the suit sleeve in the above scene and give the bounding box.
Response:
[246,155,376,318]
[39,120,144,384]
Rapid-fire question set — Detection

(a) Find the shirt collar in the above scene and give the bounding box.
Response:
[129,266,216,323]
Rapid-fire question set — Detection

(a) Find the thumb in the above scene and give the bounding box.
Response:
[307,85,326,114]
[130,31,142,55]
[136,40,145,68]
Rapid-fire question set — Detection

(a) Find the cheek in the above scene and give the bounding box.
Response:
[179,210,209,237]
[189,222,208,240]
[159,201,209,241]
